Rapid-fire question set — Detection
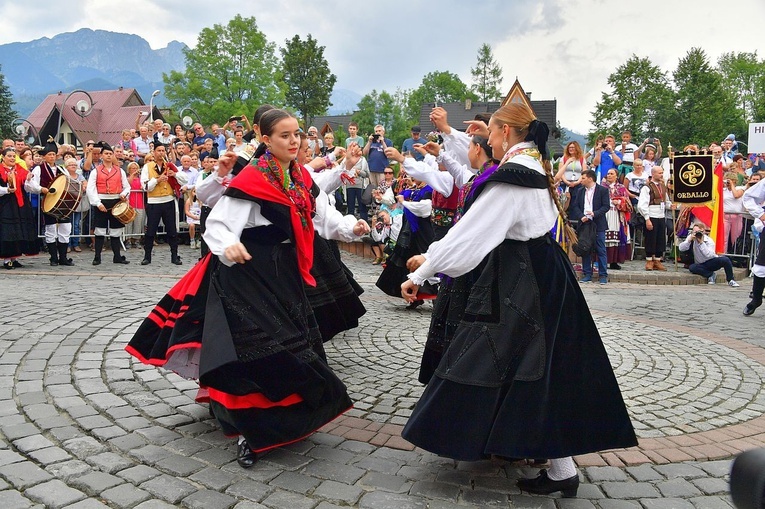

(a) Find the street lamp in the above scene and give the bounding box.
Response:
[149,90,161,122]
[11,118,39,146]
[55,89,95,145]
[179,107,201,130]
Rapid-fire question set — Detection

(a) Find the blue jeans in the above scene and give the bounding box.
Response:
[689,256,734,282]
[346,187,368,222]
[69,211,82,247]
[582,230,607,278]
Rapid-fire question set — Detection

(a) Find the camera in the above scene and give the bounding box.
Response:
[375,221,384,232]
[228,116,241,123]
[372,134,381,141]
[694,231,704,239]
[601,142,608,149]
[647,137,655,144]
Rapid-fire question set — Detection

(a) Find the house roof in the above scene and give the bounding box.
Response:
[27,88,162,147]
[311,114,355,135]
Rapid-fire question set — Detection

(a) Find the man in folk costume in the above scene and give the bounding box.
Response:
[0,147,39,269]
[28,138,74,266]
[742,179,765,315]
[637,165,673,271]
[140,143,186,265]
[86,142,130,265]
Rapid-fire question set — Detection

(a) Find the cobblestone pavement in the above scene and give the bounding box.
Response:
[0,244,759,508]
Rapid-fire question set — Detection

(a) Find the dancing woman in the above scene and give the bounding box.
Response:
[126,109,369,468]
[400,103,637,497]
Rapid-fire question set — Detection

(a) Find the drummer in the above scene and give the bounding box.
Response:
[28,138,74,266]
[86,142,130,265]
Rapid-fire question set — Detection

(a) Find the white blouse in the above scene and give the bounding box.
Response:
[401,156,455,197]
[204,187,359,267]
[410,143,557,285]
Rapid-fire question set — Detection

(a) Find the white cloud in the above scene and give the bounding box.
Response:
[0,0,762,133]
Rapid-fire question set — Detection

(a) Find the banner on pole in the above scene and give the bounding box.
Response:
[673,155,714,205]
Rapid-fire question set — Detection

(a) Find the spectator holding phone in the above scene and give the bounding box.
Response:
[363,124,393,188]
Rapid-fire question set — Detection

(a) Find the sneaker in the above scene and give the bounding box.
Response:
[707,274,716,285]
[580,275,592,283]
[599,276,608,285]
[728,280,740,288]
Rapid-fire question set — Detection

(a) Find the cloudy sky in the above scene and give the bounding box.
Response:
[0,0,761,134]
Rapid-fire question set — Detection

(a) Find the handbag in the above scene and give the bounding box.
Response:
[572,220,596,256]
[360,183,375,205]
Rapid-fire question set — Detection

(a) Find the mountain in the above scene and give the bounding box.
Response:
[0,28,187,117]
[561,127,587,148]
[328,88,362,115]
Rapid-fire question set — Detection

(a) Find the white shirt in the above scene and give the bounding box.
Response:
[410,142,557,285]
[402,155,455,197]
[204,187,359,267]
[619,142,640,163]
[637,181,672,219]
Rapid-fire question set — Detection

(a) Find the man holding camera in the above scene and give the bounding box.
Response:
[591,134,622,180]
[363,125,392,188]
[678,222,740,287]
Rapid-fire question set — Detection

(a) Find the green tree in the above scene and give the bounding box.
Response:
[406,71,477,122]
[280,34,337,128]
[717,51,765,123]
[0,65,17,140]
[667,48,745,147]
[470,43,503,102]
[589,55,674,142]
[163,15,284,127]
[353,88,411,147]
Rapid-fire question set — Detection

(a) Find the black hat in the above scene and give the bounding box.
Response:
[210,144,219,159]
[97,141,113,153]
[411,126,421,133]
[41,136,57,156]
[153,142,166,151]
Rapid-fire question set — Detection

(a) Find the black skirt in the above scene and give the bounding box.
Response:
[376,215,438,298]
[126,229,352,454]
[305,236,366,342]
[0,191,40,258]
[402,234,637,461]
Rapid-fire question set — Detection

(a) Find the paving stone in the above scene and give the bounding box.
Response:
[696,460,732,478]
[0,461,54,489]
[641,499,696,509]
[653,464,708,479]
[260,449,314,470]
[225,479,273,502]
[601,482,662,499]
[182,489,238,509]
[625,464,664,482]
[71,471,124,495]
[100,484,152,508]
[597,501,643,509]
[358,471,411,493]
[133,501,178,509]
[153,454,206,476]
[260,490,318,509]
[586,466,630,482]
[140,474,197,504]
[313,479,364,505]
[63,497,111,508]
[409,480,460,501]
[688,495,736,508]
[85,451,134,473]
[461,489,510,506]
[188,466,242,491]
[12,435,55,453]
[353,456,402,475]
[656,478,704,497]
[691,477,729,495]
[24,479,86,508]
[557,500,597,509]
[358,491,428,509]
[117,465,162,484]
[45,459,91,481]
[303,459,366,484]
[61,436,107,459]
[0,489,34,509]
[268,471,321,494]
[27,446,71,465]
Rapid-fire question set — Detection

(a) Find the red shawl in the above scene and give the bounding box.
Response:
[227,160,317,286]
[0,164,29,207]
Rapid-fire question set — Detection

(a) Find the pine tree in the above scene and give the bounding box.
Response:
[470,44,503,103]
[0,65,17,140]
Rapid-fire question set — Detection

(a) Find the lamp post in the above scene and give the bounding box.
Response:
[11,118,40,146]
[179,108,201,130]
[149,90,161,122]
[55,89,95,145]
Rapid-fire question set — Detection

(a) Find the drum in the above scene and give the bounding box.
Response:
[112,201,136,225]
[42,174,82,220]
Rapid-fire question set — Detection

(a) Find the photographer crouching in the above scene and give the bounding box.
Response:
[678,222,740,287]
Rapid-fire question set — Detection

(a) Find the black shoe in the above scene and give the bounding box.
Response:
[50,260,59,266]
[92,258,101,266]
[171,257,183,266]
[609,263,621,270]
[237,440,258,468]
[59,258,74,266]
[3,262,13,270]
[113,257,130,265]
[744,300,762,316]
[141,259,151,265]
[517,469,579,497]
[11,260,24,268]
[406,299,424,310]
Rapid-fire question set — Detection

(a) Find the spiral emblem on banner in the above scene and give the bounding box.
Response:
[679,162,704,187]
